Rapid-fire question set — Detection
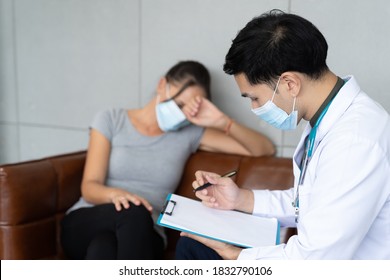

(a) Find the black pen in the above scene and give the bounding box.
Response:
[193,170,237,193]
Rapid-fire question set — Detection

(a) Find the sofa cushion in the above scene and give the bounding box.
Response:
[0,162,57,225]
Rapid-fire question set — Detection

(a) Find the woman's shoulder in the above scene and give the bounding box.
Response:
[91,107,128,134]
[95,107,126,117]
[93,108,127,122]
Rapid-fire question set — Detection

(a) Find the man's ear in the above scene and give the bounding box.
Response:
[281,72,301,98]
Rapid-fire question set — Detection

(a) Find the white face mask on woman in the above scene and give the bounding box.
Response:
[251,77,298,130]
[155,84,190,132]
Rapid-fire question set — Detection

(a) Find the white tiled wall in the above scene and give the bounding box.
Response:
[19,125,89,161]
[0,0,18,122]
[1,0,389,164]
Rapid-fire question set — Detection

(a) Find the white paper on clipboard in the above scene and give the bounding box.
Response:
[157,193,280,248]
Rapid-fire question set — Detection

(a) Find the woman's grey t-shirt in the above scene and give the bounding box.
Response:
[67,108,204,242]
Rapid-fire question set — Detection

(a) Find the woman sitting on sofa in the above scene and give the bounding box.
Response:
[60,60,275,260]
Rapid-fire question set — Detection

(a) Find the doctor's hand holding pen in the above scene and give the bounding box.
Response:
[192,170,254,214]
[183,169,256,260]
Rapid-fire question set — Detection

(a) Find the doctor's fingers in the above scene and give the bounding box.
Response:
[192,177,203,190]
[193,171,206,187]
[194,170,219,186]
[202,198,220,209]
[217,176,237,188]
[194,186,214,202]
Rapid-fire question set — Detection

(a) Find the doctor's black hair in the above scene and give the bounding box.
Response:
[223,9,329,86]
[165,60,211,100]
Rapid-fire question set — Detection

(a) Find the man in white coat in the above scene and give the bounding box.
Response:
[175,9,390,259]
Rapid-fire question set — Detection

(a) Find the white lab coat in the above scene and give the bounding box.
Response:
[239,76,390,259]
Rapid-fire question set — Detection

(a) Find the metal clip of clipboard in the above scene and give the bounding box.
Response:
[161,199,176,216]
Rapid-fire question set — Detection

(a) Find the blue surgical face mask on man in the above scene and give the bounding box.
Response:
[156,84,190,132]
[251,77,298,130]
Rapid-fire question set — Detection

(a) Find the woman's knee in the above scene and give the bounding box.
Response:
[116,203,153,226]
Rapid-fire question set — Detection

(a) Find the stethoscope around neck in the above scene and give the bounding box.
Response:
[292,101,333,223]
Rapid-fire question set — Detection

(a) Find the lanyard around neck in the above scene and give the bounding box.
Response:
[293,95,335,223]
[293,77,344,223]
[306,101,332,158]
[296,101,331,190]
[298,76,345,184]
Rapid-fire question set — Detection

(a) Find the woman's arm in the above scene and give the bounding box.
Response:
[200,119,275,156]
[185,97,275,156]
[81,129,152,211]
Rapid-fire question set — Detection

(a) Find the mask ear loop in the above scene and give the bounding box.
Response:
[271,76,282,102]
[156,82,170,106]
[292,97,297,112]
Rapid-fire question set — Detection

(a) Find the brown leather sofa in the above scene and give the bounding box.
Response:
[0,150,295,260]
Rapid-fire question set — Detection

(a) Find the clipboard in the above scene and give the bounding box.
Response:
[157,193,280,248]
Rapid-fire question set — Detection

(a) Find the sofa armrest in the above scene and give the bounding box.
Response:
[0,151,85,259]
